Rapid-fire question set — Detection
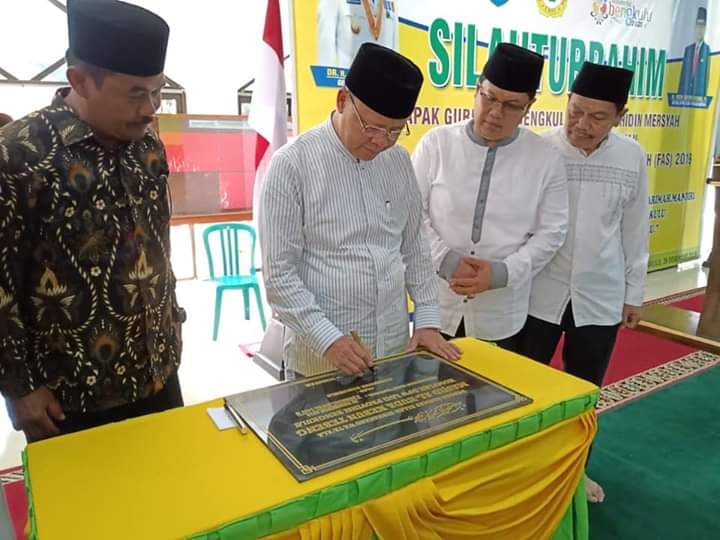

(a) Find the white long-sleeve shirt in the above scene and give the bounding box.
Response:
[529,127,650,327]
[260,118,440,376]
[412,122,568,341]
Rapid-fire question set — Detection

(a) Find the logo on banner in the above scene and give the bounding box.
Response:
[591,0,652,28]
[590,0,609,24]
[537,0,567,17]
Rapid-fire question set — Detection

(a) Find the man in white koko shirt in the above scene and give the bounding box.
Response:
[518,61,650,504]
[412,43,568,352]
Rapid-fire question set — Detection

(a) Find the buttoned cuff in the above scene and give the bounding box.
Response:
[438,250,462,281]
[413,305,441,330]
[307,318,344,355]
[489,261,508,289]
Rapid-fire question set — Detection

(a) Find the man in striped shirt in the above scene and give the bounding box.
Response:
[260,43,459,377]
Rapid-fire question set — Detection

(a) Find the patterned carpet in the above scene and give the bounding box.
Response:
[597,350,719,412]
[596,289,716,412]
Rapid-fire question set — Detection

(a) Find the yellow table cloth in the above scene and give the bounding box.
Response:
[24,338,597,539]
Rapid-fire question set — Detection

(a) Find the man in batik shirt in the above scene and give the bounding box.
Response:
[0,0,184,441]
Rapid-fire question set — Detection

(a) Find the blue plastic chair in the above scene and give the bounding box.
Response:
[203,223,267,340]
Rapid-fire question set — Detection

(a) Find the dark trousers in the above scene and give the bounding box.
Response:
[57,372,184,436]
[441,318,523,354]
[517,305,620,467]
[517,305,620,388]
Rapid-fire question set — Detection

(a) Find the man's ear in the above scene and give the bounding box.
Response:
[614,107,628,127]
[336,87,349,114]
[67,66,92,99]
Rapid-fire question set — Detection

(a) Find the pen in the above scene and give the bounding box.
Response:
[224,400,248,435]
[350,330,375,374]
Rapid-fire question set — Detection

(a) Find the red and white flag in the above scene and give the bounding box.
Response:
[249,0,288,220]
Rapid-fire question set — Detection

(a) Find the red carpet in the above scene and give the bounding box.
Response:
[0,466,27,540]
[672,293,704,312]
[550,292,706,386]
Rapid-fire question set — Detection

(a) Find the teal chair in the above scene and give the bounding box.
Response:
[203,223,267,340]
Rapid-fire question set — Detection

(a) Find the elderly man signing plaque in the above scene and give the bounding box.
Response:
[260,43,459,378]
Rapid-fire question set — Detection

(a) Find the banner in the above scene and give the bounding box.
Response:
[292,0,720,271]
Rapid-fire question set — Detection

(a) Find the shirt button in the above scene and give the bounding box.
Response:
[463,299,468,304]
[470,251,475,255]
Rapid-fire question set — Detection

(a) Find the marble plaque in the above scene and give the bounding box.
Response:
[226,352,531,481]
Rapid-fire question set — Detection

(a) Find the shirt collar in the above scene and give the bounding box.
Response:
[45,88,96,147]
[464,120,520,148]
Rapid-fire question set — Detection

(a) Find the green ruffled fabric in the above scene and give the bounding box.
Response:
[185,392,597,540]
[551,475,589,540]
[23,449,38,540]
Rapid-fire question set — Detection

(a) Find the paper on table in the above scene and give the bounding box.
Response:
[207,407,235,430]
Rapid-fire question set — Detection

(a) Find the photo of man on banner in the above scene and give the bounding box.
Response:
[678,6,711,97]
[317,0,399,68]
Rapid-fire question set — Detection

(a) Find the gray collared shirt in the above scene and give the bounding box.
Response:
[437,122,521,289]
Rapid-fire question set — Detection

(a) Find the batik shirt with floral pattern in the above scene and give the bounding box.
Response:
[0,89,183,412]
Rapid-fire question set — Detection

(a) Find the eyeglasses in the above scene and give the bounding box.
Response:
[347,92,410,141]
[476,90,529,114]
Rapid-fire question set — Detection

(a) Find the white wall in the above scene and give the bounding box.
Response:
[0,84,61,120]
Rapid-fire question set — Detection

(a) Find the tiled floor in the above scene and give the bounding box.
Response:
[644,261,708,301]
[0,259,710,470]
